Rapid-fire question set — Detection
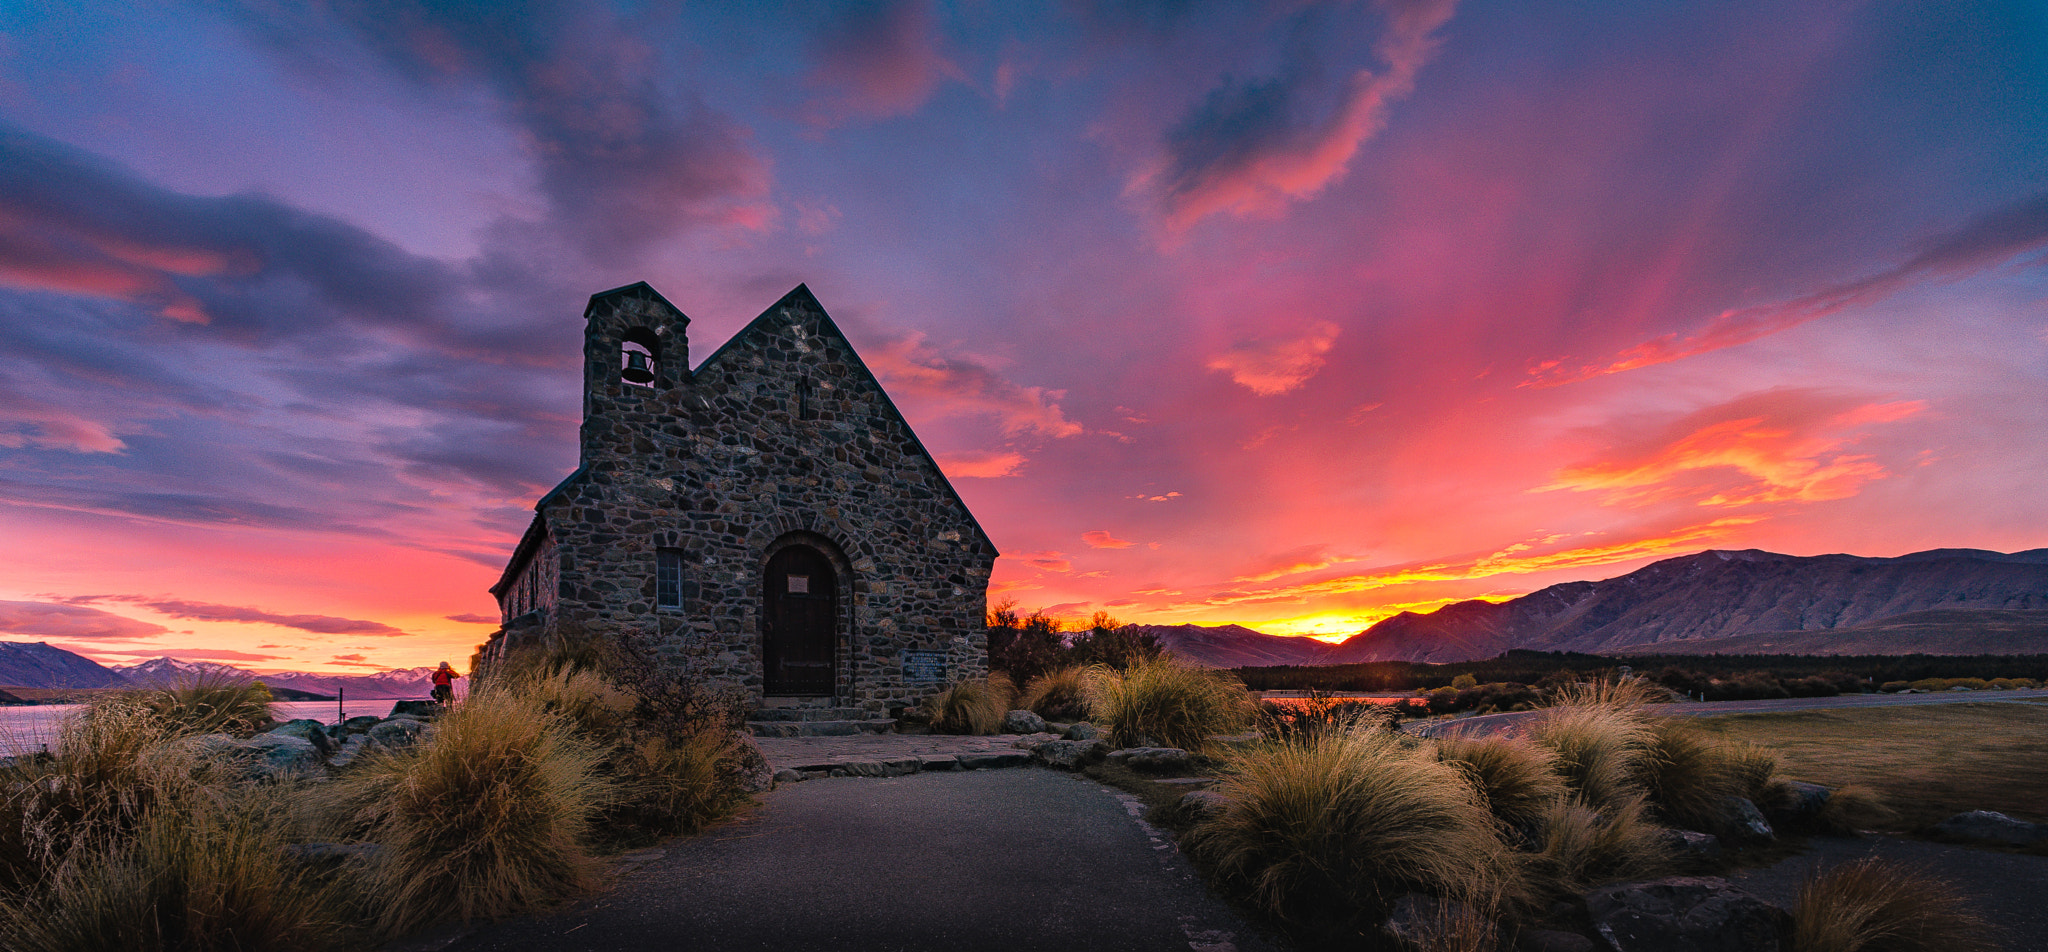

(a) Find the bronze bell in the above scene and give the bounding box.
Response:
[622,350,655,384]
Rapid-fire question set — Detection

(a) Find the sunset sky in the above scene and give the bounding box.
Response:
[2,1,2045,674]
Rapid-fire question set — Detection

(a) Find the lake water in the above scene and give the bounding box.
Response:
[0,699,414,756]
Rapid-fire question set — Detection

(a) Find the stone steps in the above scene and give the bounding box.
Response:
[746,704,896,737]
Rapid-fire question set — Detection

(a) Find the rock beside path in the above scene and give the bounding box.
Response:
[1585,876,1788,952]
[1935,810,2048,847]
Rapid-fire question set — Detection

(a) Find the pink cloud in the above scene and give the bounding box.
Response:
[938,450,1027,478]
[0,600,168,640]
[1082,530,1133,549]
[866,335,1083,437]
[1140,0,1460,233]
[1207,322,1340,395]
[803,0,961,126]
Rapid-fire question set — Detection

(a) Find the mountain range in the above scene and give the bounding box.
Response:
[1137,547,2048,666]
[0,646,450,699]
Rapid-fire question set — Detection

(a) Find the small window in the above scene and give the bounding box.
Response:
[656,547,684,609]
[787,575,809,594]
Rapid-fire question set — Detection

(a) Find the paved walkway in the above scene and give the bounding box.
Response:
[1407,688,2047,737]
[752,730,1059,774]
[447,769,1283,952]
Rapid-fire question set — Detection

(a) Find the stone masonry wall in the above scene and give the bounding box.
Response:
[541,285,994,713]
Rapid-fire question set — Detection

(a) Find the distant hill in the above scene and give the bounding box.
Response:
[0,644,435,700]
[1130,624,1332,668]
[0,642,128,689]
[1323,548,2048,663]
[0,686,24,705]
[1611,608,2048,656]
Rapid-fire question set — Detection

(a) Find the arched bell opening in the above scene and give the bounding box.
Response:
[620,327,662,388]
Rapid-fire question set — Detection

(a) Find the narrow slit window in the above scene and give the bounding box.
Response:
[656,547,684,609]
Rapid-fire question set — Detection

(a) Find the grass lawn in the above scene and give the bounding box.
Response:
[1692,702,2048,831]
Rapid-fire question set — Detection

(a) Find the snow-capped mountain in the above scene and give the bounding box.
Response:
[110,658,450,699]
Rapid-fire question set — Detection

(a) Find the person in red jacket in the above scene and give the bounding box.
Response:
[431,661,457,704]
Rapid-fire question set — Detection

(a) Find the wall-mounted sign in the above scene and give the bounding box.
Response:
[902,649,947,683]
[787,575,809,594]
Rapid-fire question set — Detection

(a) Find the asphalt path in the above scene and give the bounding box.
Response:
[447,768,1284,952]
[1405,688,2047,738]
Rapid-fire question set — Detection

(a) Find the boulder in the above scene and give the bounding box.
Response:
[1105,747,1193,773]
[326,734,373,769]
[1934,810,2048,847]
[340,715,382,734]
[388,700,442,719]
[1176,790,1230,823]
[1516,928,1597,952]
[367,717,427,750]
[269,719,332,755]
[173,733,324,781]
[1031,739,1106,770]
[772,768,804,785]
[1585,876,1789,952]
[731,736,774,793]
[1658,829,1723,863]
[269,718,325,740]
[1002,709,1049,734]
[1717,797,1775,845]
[1063,722,1100,741]
[1765,782,1830,827]
[1010,732,1060,749]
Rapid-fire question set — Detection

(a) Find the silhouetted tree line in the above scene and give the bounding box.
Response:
[1234,649,2048,693]
[985,602,1162,683]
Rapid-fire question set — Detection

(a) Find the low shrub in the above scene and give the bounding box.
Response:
[1526,705,1653,811]
[1524,795,1671,900]
[1791,858,1997,952]
[1432,732,1566,834]
[1087,657,1255,752]
[1190,723,1515,925]
[924,676,1014,735]
[1018,666,1093,722]
[313,689,611,934]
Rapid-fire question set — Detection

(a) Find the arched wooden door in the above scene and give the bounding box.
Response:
[763,546,837,695]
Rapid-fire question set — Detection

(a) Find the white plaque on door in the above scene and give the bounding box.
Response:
[787,575,809,594]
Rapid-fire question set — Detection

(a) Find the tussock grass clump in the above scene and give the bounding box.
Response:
[1527,705,1654,811]
[1725,739,1790,806]
[314,689,611,933]
[924,675,1015,735]
[1019,666,1093,722]
[1087,657,1255,752]
[134,678,275,737]
[1815,784,1897,835]
[1524,795,1671,899]
[1637,720,1748,829]
[1792,858,1997,952]
[0,796,343,952]
[1190,723,1515,925]
[1433,732,1567,834]
[1546,677,1674,710]
[607,728,750,837]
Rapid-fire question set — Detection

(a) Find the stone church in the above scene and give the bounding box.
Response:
[484,282,996,717]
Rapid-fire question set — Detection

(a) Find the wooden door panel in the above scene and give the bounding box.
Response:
[764,546,836,695]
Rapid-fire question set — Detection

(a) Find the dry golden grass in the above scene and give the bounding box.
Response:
[1433,732,1567,834]
[1636,719,1754,830]
[924,675,1015,735]
[1526,705,1654,812]
[1791,857,1998,952]
[1524,795,1672,899]
[1190,723,1517,925]
[1018,666,1093,722]
[1087,657,1256,752]
[310,689,612,934]
[1691,703,2048,829]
